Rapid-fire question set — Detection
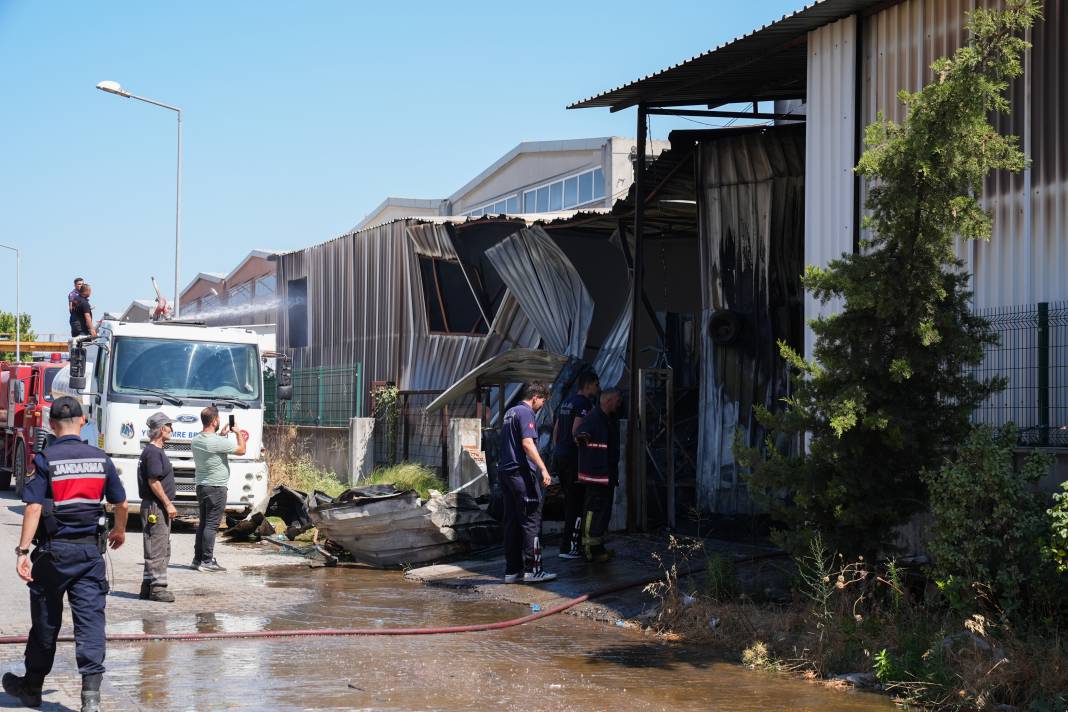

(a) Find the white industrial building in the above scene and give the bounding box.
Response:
[354,137,668,230]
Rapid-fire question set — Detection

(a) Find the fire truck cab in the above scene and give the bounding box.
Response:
[0,355,66,494]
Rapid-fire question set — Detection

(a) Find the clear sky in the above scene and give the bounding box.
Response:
[0,0,801,336]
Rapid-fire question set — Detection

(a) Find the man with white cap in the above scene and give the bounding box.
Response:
[137,412,177,602]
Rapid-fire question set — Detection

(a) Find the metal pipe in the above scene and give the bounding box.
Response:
[96,84,183,317]
[646,108,803,121]
[175,108,182,317]
[626,105,648,532]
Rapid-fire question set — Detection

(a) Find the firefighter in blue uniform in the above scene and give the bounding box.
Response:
[3,396,129,712]
[497,382,557,584]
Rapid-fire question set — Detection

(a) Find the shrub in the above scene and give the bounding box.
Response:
[1045,480,1068,575]
[923,424,1051,618]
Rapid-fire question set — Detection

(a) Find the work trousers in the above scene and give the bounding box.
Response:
[193,485,227,564]
[24,540,108,685]
[500,467,543,575]
[555,455,584,554]
[141,501,172,587]
[582,485,614,558]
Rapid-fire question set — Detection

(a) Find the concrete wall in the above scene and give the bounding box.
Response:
[349,417,375,485]
[264,424,350,481]
[606,137,669,210]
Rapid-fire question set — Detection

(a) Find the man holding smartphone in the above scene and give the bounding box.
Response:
[190,406,246,572]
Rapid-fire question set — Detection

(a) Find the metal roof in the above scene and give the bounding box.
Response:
[425,349,568,414]
[568,0,885,111]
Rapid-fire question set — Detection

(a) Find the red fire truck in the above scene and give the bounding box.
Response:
[0,355,66,494]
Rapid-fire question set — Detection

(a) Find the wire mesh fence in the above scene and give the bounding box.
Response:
[373,390,448,473]
[972,301,1068,446]
[265,364,363,427]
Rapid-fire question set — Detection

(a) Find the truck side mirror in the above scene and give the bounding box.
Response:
[69,344,87,391]
[276,355,293,401]
[14,381,25,403]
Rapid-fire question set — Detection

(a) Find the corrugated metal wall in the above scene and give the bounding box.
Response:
[277,222,407,394]
[804,14,857,358]
[857,0,1067,309]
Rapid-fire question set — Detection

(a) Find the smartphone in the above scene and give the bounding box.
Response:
[228,414,236,430]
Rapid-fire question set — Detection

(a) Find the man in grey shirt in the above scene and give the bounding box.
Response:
[190,406,246,572]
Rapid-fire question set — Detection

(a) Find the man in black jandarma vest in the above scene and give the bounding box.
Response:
[4,396,128,712]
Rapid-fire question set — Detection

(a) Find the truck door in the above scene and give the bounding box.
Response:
[84,345,105,446]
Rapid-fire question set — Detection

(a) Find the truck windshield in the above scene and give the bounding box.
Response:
[111,337,261,402]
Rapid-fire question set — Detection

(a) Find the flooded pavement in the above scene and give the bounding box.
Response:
[100,567,896,712]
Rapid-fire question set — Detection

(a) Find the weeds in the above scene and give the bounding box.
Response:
[264,426,346,497]
[704,553,739,602]
[642,535,1068,710]
[362,463,444,500]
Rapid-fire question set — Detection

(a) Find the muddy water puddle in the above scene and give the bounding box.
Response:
[106,567,896,711]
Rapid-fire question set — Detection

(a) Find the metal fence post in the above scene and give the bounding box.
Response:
[1039,302,1050,446]
[316,367,324,426]
[356,363,363,418]
[441,404,449,478]
[402,393,411,462]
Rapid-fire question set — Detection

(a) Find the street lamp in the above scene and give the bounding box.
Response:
[96,80,183,318]
[0,244,21,363]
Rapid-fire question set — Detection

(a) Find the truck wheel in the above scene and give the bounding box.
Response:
[13,447,26,498]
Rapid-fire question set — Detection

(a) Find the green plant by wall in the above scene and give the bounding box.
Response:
[924,424,1051,619]
[373,384,400,465]
[740,1,1040,556]
[1046,480,1068,576]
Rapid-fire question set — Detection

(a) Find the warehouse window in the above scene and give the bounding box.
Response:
[418,257,489,335]
[287,278,309,348]
[521,166,605,214]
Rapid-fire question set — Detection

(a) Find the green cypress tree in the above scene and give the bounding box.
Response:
[742,0,1041,555]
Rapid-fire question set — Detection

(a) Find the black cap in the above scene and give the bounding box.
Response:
[50,396,83,421]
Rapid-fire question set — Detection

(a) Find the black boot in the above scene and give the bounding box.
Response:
[148,586,175,603]
[81,673,102,712]
[2,672,43,707]
[139,581,151,599]
[80,690,101,712]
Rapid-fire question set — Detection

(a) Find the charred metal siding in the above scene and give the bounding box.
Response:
[697,127,806,514]
[854,0,1067,309]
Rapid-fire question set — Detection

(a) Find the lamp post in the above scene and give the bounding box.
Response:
[0,244,21,363]
[96,80,183,318]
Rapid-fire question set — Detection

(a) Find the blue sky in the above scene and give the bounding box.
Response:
[0,0,801,336]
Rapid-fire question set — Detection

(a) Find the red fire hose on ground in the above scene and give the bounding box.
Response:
[0,552,784,646]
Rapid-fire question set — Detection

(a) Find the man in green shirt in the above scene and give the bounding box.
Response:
[190,406,246,572]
